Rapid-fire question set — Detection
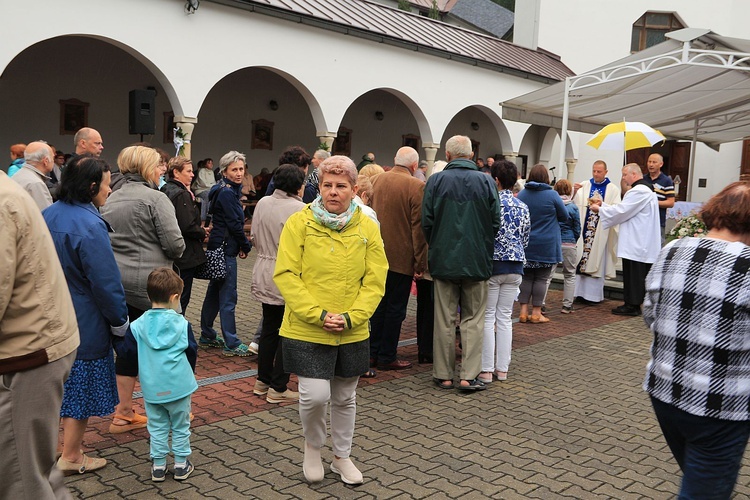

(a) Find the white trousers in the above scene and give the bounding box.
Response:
[482,274,522,373]
[298,375,359,458]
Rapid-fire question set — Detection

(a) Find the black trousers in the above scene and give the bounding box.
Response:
[115,304,145,377]
[416,279,434,357]
[258,303,288,392]
[369,271,413,364]
[622,258,652,307]
[178,265,197,315]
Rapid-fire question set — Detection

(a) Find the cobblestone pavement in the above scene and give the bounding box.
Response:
[61,254,750,499]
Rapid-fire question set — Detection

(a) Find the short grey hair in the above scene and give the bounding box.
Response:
[220,151,246,172]
[622,163,643,176]
[394,147,418,167]
[445,135,472,159]
[313,149,330,161]
[24,141,52,163]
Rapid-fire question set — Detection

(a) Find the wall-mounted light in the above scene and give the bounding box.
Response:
[185,0,200,14]
[471,122,479,131]
[375,111,384,121]
[269,100,279,111]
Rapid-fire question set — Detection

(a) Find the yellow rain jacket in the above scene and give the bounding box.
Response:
[274,205,388,346]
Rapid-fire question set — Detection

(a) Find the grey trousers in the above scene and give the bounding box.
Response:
[0,351,75,500]
[433,278,488,382]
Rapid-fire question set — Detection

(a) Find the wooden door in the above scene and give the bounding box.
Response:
[670,142,691,201]
[741,139,750,181]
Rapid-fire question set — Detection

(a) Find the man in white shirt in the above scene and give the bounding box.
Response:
[589,163,661,316]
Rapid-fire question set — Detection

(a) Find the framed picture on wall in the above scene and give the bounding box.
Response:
[251,119,274,150]
[333,127,352,157]
[402,134,421,151]
[163,111,174,144]
[59,98,89,135]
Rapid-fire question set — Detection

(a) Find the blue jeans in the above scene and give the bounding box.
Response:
[651,396,750,499]
[200,256,241,348]
[145,396,192,466]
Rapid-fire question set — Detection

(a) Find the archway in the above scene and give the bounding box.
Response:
[439,105,512,164]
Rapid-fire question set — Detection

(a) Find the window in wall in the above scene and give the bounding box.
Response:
[631,12,685,52]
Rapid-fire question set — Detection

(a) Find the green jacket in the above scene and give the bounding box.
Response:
[422,158,500,281]
[274,205,388,346]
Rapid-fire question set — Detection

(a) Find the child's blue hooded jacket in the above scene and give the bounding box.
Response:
[129,309,198,404]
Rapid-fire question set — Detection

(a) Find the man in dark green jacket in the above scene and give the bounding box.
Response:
[422,135,500,393]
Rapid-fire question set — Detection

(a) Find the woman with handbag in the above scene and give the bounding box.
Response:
[161,157,207,314]
[274,155,388,484]
[199,151,253,356]
[100,145,185,433]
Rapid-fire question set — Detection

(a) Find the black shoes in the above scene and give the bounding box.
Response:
[611,304,641,316]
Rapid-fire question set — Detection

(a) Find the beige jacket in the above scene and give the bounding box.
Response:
[250,190,305,305]
[0,172,79,374]
[573,179,621,279]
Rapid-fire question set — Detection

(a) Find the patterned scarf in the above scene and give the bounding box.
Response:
[310,195,356,231]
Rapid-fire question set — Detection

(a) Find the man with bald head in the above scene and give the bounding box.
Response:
[12,141,54,210]
[369,146,428,371]
[73,127,104,157]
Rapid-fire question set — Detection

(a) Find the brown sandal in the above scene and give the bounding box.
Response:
[109,412,148,434]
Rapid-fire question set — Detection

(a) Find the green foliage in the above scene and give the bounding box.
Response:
[317,142,330,152]
[397,0,412,12]
[428,0,439,19]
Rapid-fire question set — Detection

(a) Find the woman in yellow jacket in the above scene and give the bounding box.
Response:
[274,155,387,485]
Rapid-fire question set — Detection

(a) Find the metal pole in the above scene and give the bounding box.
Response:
[687,118,698,201]
[558,77,571,176]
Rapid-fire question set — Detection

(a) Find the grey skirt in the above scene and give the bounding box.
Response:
[282,338,369,379]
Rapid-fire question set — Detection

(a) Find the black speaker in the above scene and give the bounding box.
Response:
[129,89,156,135]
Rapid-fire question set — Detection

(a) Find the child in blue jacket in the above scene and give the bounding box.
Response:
[128,268,198,482]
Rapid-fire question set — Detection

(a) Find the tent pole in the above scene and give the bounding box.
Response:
[687,118,698,201]
[558,77,571,177]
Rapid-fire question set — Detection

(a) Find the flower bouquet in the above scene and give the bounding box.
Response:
[666,214,707,242]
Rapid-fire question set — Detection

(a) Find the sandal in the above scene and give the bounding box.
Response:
[518,314,528,323]
[57,453,107,476]
[457,379,487,392]
[478,372,493,384]
[361,369,377,378]
[109,412,148,434]
[433,378,454,390]
[530,315,550,324]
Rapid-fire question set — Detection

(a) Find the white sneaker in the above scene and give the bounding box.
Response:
[331,457,363,484]
[248,342,259,355]
[253,380,269,396]
[303,443,324,483]
[266,388,299,404]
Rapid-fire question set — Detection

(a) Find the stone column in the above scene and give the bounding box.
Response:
[565,158,577,181]
[317,132,337,151]
[502,152,519,165]
[423,143,440,177]
[174,116,198,159]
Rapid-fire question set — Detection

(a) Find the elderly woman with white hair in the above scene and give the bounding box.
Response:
[274,155,387,485]
[199,151,253,356]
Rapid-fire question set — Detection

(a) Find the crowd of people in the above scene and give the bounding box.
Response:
[2,128,749,498]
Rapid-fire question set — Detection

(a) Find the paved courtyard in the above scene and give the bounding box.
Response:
[60,254,750,499]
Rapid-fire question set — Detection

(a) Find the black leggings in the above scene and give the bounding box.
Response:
[518,267,553,307]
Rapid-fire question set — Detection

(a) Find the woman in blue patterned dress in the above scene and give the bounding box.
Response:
[43,155,130,475]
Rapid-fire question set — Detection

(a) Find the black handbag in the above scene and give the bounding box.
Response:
[195,246,226,280]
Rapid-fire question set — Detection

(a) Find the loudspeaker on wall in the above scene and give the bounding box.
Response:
[129,89,156,135]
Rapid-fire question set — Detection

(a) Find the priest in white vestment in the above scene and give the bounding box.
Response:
[572,160,621,302]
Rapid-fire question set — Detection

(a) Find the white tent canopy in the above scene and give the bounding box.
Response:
[501,28,750,197]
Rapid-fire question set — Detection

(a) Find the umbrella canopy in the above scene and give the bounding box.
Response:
[586,121,666,151]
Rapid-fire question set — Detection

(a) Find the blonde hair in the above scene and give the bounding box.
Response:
[359,163,385,178]
[357,174,374,205]
[319,155,357,186]
[117,145,160,183]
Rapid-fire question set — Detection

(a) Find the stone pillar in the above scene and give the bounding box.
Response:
[423,143,440,177]
[174,116,198,159]
[502,152,519,165]
[565,158,578,181]
[317,132,337,151]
